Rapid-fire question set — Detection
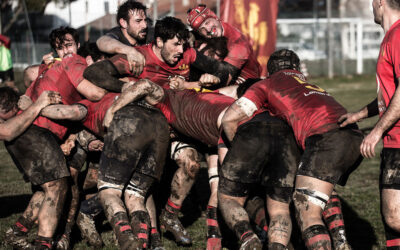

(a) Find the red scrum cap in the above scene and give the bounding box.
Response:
[187,4,218,31]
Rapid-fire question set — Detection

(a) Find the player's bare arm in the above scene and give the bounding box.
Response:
[76,79,108,101]
[362,88,400,158]
[84,59,128,92]
[96,36,145,76]
[0,91,61,141]
[339,98,379,127]
[41,104,87,121]
[222,102,252,142]
[103,79,163,128]
[192,52,236,86]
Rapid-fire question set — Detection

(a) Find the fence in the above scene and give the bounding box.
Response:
[276,18,384,76]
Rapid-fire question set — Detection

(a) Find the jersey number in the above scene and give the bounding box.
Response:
[293,76,325,93]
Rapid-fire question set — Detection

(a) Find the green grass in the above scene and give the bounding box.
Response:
[0,74,386,249]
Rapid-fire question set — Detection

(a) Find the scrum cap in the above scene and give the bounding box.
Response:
[187,4,218,31]
[267,49,300,75]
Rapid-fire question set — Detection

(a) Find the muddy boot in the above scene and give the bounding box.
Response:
[150,228,165,250]
[76,211,103,248]
[239,233,263,250]
[56,234,70,250]
[336,242,352,250]
[160,208,192,246]
[130,210,151,249]
[4,227,33,249]
[111,212,141,250]
[33,236,53,250]
[206,206,222,250]
[269,242,288,250]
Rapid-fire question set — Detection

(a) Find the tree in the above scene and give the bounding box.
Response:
[1,0,77,34]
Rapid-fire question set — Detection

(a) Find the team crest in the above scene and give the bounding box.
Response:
[179,64,189,70]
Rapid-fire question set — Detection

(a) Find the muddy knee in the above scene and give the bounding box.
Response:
[171,142,200,179]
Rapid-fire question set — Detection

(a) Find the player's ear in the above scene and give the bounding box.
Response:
[156,37,164,48]
[119,18,128,29]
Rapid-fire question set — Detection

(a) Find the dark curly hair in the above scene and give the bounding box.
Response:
[117,0,147,27]
[0,87,18,113]
[154,16,190,43]
[49,26,79,50]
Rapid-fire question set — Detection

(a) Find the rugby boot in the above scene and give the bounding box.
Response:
[4,227,33,249]
[111,212,141,250]
[130,210,151,249]
[159,208,192,246]
[33,236,53,250]
[76,211,103,248]
[245,197,268,243]
[150,229,165,250]
[269,242,288,250]
[239,233,263,250]
[336,242,352,250]
[206,206,222,250]
[56,234,70,250]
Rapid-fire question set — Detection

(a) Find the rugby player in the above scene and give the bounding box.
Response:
[225,49,363,250]
[96,0,148,76]
[4,27,106,249]
[187,4,262,84]
[218,86,301,249]
[32,89,169,249]
[339,0,400,248]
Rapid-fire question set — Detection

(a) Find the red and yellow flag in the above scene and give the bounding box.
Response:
[220,0,279,77]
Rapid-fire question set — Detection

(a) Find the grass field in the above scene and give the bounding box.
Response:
[0,74,385,249]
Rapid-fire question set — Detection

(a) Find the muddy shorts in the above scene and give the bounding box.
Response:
[379,148,400,189]
[66,144,87,171]
[219,113,301,202]
[5,125,70,186]
[297,127,363,186]
[98,104,169,188]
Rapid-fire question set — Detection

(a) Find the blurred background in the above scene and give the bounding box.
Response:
[0,0,381,77]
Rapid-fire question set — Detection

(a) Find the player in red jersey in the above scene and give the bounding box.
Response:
[340,1,400,248]
[84,16,230,92]
[187,4,262,84]
[222,50,363,250]
[4,27,107,250]
[29,90,169,249]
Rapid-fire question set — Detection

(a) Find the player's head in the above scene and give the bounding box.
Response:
[267,49,300,75]
[49,26,80,59]
[187,4,222,38]
[196,36,228,61]
[373,0,400,25]
[117,0,147,43]
[0,87,19,120]
[154,16,190,66]
[78,42,106,65]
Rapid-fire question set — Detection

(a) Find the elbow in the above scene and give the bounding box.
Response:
[87,89,107,102]
[73,106,87,121]
[2,131,16,142]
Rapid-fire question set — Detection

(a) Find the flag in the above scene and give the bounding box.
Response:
[220,0,279,77]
